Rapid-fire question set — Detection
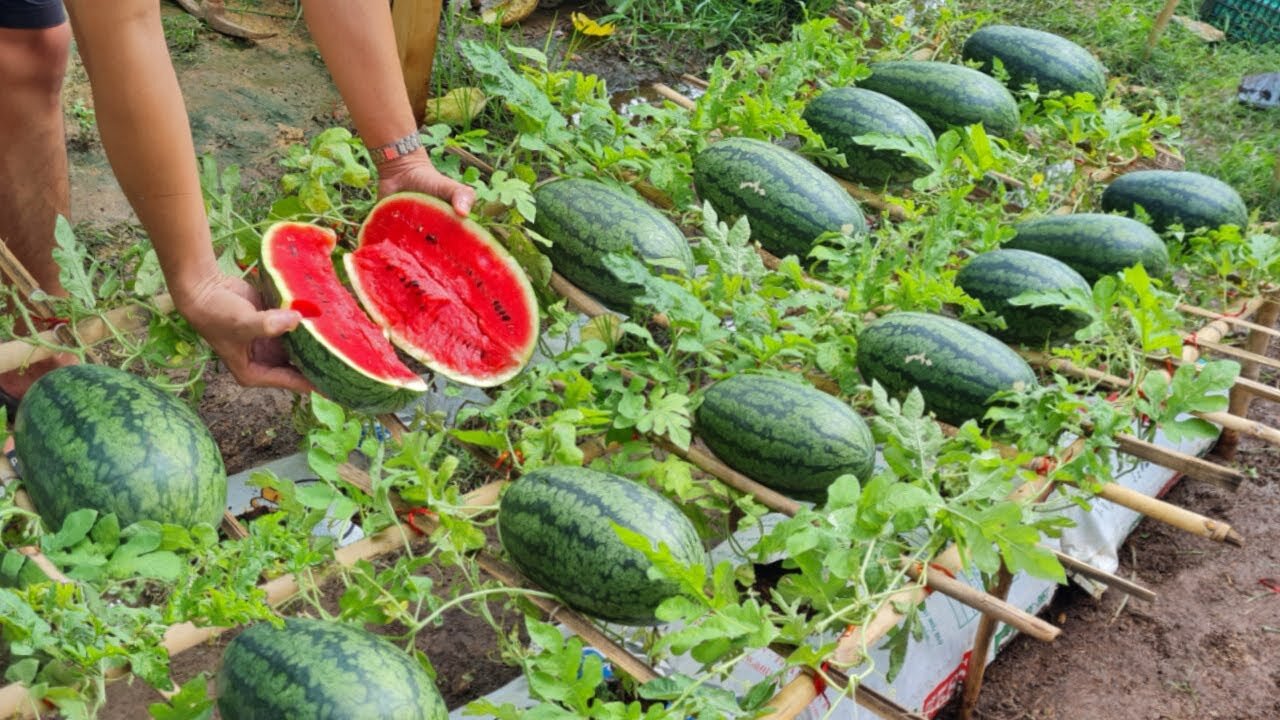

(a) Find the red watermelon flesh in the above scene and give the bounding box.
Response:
[346,193,539,387]
[262,223,427,391]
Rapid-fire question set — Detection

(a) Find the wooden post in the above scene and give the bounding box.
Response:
[958,567,1013,719]
[392,0,444,126]
[1220,296,1280,458]
[1144,0,1182,59]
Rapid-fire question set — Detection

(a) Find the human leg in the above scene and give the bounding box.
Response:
[0,5,74,402]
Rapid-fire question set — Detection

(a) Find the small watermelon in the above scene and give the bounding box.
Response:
[1006,213,1170,282]
[802,87,937,186]
[956,249,1092,344]
[696,374,875,501]
[962,25,1108,98]
[498,466,707,625]
[261,222,429,415]
[693,137,867,258]
[217,618,447,719]
[532,178,693,311]
[856,312,1038,426]
[346,193,541,387]
[859,61,1021,137]
[13,365,227,531]
[1100,170,1249,233]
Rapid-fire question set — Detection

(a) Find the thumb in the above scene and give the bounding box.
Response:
[260,309,303,338]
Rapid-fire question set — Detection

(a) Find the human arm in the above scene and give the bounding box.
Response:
[62,1,312,394]
[299,0,475,214]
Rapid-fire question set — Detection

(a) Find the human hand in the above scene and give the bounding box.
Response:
[175,272,315,395]
[377,151,476,216]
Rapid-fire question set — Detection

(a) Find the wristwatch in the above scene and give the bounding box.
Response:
[370,132,423,164]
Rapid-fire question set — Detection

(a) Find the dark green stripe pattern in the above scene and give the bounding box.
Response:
[497,466,706,625]
[803,87,936,186]
[1006,213,1170,282]
[859,61,1021,138]
[856,312,1038,426]
[216,618,447,720]
[696,374,875,502]
[956,249,1092,345]
[1100,170,1249,233]
[962,25,1108,98]
[13,365,226,531]
[532,178,693,311]
[693,137,868,258]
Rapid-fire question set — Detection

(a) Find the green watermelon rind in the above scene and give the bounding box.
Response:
[13,365,227,531]
[1100,170,1249,233]
[695,374,875,501]
[956,249,1092,345]
[260,222,429,416]
[802,87,937,186]
[531,178,693,311]
[497,466,707,626]
[856,312,1038,427]
[858,61,1021,137]
[693,137,868,258]
[1005,213,1171,283]
[216,617,447,720]
[349,193,541,388]
[962,24,1108,98]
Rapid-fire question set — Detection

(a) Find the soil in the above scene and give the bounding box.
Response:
[51,2,1280,719]
[939,338,1280,720]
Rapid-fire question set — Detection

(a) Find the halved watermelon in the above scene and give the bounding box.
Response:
[345,193,540,387]
[261,222,429,414]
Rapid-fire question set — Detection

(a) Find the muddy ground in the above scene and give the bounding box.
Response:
[64,2,1280,719]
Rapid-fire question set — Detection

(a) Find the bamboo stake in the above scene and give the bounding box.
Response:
[1052,550,1156,602]
[0,240,102,365]
[904,564,1059,643]
[1178,303,1280,339]
[1096,483,1243,546]
[1192,338,1280,373]
[392,0,444,126]
[651,82,697,110]
[0,296,173,375]
[1110,431,1244,491]
[958,567,1013,719]
[680,73,710,89]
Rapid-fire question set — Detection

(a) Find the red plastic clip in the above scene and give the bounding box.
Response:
[812,661,831,697]
[401,507,436,534]
[1260,578,1280,594]
[30,315,69,332]
[1031,456,1057,476]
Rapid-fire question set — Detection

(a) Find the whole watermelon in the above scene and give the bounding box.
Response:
[498,466,707,625]
[217,617,447,719]
[13,365,226,530]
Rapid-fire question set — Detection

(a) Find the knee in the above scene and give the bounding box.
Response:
[0,23,72,103]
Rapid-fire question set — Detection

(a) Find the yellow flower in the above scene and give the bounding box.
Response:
[1031,172,1045,187]
[891,14,907,28]
[572,12,617,37]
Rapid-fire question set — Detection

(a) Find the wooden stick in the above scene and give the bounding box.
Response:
[1111,431,1244,491]
[905,563,1060,643]
[0,295,173,374]
[680,73,710,89]
[1096,482,1242,546]
[1143,0,1182,60]
[1052,550,1156,602]
[651,82,697,110]
[958,567,1013,719]
[1192,338,1280,373]
[17,546,73,584]
[0,239,102,365]
[659,437,804,516]
[1178,303,1280,339]
[832,177,908,221]
[549,270,610,317]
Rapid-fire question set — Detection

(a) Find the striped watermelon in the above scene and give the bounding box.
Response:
[856,312,1038,426]
[1005,213,1170,282]
[531,178,693,310]
[696,374,875,501]
[802,87,936,186]
[692,137,867,258]
[497,466,706,625]
[217,618,447,719]
[858,61,1021,137]
[956,249,1092,344]
[1100,170,1249,233]
[13,365,227,530]
[261,222,429,415]
[347,193,540,387]
[962,25,1108,98]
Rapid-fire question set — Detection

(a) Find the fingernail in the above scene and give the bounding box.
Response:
[457,198,473,216]
[271,311,300,334]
